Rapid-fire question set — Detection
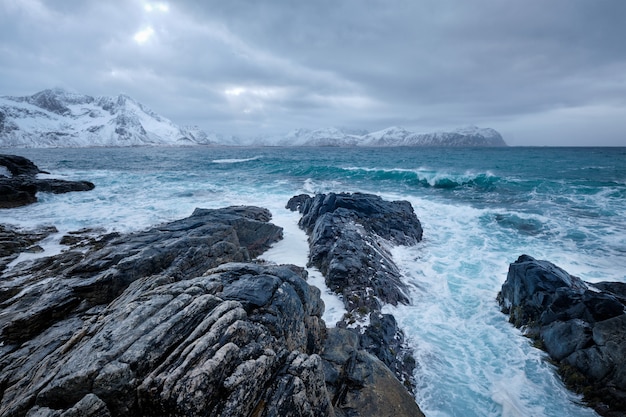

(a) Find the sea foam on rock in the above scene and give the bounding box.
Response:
[498,254,626,416]
[0,204,424,416]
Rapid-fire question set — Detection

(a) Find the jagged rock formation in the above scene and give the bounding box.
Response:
[0,205,424,416]
[0,154,95,208]
[287,192,423,391]
[498,255,626,416]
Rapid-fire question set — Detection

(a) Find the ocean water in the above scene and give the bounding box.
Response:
[2,146,625,416]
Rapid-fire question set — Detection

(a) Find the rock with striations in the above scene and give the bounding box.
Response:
[498,254,626,416]
[0,205,424,417]
[287,192,423,392]
[0,224,59,272]
[0,154,95,208]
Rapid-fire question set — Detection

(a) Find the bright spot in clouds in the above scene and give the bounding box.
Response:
[134,27,154,44]
[144,2,169,13]
[224,87,246,97]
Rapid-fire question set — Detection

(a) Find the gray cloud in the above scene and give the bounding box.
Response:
[1,0,625,145]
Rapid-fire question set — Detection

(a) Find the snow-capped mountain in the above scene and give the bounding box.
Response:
[247,127,361,147]
[360,125,506,147]
[0,88,507,148]
[250,125,506,147]
[0,88,217,147]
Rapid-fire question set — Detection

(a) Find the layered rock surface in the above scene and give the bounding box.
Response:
[0,154,95,208]
[498,255,626,416]
[0,205,424,416]
[287,192,423,391]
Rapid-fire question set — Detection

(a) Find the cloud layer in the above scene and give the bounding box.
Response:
[1,0,625,145]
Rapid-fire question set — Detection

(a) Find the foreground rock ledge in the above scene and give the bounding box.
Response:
[498,255,626,416]
[0,206,423,417]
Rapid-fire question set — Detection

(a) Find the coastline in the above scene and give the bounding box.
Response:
[2,148,624,416]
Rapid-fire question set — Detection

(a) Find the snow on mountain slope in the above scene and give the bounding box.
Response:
[0,88,217,147]
[361,125,506,147]
[246,125,506,147]
[0,88,507,148]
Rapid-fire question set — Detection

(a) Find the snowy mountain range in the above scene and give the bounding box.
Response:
[258,125,506,147]
[0,89,507,147]
[0,88,218,147]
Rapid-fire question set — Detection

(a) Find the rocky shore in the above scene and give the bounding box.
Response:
[8,154,622,416]
[498,255,626,416]
[0,154,94,208]
[0,188,424,415]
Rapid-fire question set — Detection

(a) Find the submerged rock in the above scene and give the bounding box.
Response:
[0,154,95,208]
[498,255,626,416]
[287,192,423,393]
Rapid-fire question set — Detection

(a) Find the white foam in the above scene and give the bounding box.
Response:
[259,207,347,326]
[0,165,12,178]
[378,193,599,416]
[5,233,66,270]
[211,156,261,164]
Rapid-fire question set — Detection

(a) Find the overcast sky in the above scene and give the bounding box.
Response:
[1,0,625,145]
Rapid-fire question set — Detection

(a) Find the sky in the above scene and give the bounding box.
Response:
[1,0,625,146]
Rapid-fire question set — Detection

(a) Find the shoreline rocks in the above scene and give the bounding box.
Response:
[0,154,95,208]
[0,205,424,417]
[498,255,626,416]
[287,192,423,393]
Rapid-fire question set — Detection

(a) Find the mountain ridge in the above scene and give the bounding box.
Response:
[0,89,507,147]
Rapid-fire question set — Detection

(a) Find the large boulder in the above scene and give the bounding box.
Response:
[287,192,422,393]
[498,255,626,416]
[0,154,95,208]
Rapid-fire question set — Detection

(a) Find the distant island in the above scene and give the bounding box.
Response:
[0,88,507,148]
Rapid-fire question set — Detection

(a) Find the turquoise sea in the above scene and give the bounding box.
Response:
[2,146,625,416]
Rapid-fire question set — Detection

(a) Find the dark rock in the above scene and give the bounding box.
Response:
[292,192,423,245]
[0,179,38,208]
[0,224,58,272]
[0,154,94,208]
[287,192,422,395]
[498,254,626,415]
[0,206,422,416]
[0,154,44,177]
[31,178,95,194]
[321,328,424,417]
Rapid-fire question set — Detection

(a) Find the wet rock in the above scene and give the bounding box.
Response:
[0,154,94,208]
[498,254,626,415]
[0,154,43,177]
[0,224,58,272]
[321,328,424,417]
[287,192,422,394]
[0,205,421,417]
